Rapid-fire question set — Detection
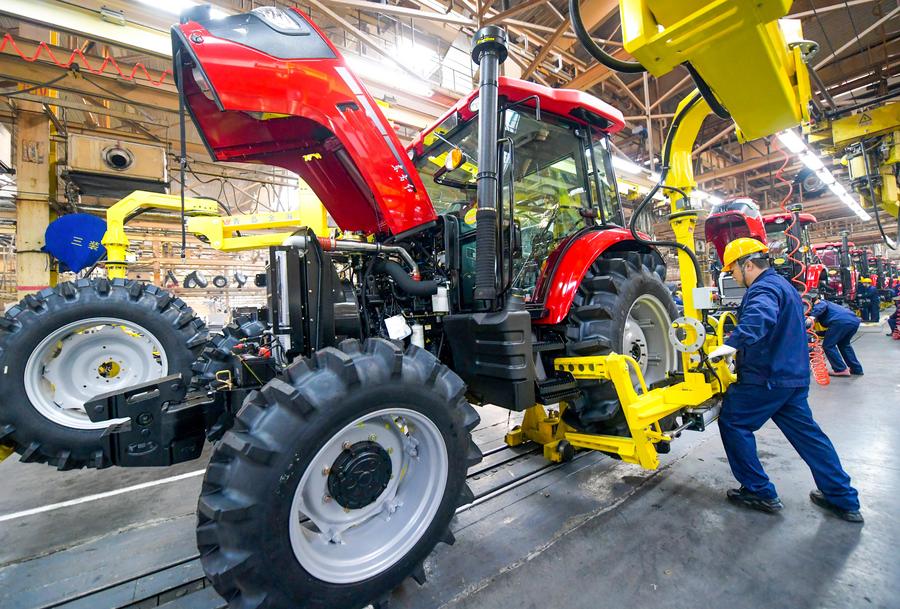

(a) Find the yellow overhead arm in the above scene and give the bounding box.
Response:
[102,191,322,279]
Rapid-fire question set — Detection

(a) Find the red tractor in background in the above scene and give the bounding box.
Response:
[763,211,828,295]
[703,197,767,295]
[812,238,858,304]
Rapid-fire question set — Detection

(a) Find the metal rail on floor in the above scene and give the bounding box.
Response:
[43,441,579,609]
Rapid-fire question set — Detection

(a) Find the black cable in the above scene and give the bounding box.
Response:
[568,0,645,73]
[175,49,187,258]
[626,90,705,282]
[1,73,69,97]
[682,62,731,120]
[860,139,898,250]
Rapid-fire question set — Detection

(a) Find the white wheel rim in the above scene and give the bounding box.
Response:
[289,407,449,584]
[624,294,675,386]
[24,317,168,430]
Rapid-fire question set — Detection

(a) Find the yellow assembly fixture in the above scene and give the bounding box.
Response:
[618,0,813,141]
[101,191,324,279]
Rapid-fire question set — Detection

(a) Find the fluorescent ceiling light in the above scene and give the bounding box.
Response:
[345,56,434,98]
[776,130,806,154]
[612,156,642,174]
[828,182,847,197]
[800,152,824,171]
[815,170,835,185]
[137,0,228,18]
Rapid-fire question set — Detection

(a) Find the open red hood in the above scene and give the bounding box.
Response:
[172,6,435,236]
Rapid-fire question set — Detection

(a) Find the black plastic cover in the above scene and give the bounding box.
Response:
[443,308,535,410]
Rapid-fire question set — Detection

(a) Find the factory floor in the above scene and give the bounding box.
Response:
[1,325,897,609]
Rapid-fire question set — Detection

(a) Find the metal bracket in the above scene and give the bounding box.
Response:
[84,374,209,467]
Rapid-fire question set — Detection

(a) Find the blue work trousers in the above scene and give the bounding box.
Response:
[822,323,863,374]
[868,299,881,322]
[719,383,860,511]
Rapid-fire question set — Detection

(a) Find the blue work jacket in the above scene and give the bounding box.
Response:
[725,268,810,388]
[859,285,880,303]
[811,299,861,328]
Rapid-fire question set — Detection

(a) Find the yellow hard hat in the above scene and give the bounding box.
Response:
[722,238,769,273]
[860,277,872,283]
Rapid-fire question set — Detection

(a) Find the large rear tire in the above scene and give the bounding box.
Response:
[564,251,677,434]
[197,338,480,609]
[0,279,207,469]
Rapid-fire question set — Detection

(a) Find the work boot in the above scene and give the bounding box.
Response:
[829,369,851,377]
[809,490,864,523]
[726,487,783,514]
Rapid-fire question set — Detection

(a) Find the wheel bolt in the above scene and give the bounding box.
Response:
[368,434,377,442]
[342,441,352,450]
[322,467,330,476]
[323,494,332,503]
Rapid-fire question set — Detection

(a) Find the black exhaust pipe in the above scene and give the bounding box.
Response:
[471,26,508,306]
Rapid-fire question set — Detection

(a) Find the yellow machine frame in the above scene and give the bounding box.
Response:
[507,1,819,469]
[101,191,328,280]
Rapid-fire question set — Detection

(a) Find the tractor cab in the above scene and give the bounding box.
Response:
[704,197,766,262]
[704,197,766,301]
[409,77,626,309]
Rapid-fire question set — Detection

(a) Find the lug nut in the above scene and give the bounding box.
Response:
[323,494,332,503]
[368,434,377,442]
[342,441,352,450]
[322,467,330,476]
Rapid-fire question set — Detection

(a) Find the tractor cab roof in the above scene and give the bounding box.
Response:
[409,77,625,156]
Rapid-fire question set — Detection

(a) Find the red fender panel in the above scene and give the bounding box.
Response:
[533,228,649,326]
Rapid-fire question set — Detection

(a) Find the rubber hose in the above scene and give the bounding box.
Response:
[568,0,645,73]
[373,259,439,296]
[474,208,498,299]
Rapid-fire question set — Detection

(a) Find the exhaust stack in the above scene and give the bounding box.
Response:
[471,26,508,306]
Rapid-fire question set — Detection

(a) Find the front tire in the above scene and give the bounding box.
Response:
[197,338,480,609]
[0,279,207,469]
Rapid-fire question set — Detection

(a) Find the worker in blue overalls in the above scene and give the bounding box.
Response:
[858,277,880,322]
[808,294,864,377]
[708,238,862,522]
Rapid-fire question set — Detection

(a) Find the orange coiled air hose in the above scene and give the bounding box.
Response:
[773,141,830,386]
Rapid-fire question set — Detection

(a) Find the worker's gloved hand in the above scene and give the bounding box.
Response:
[806,316,815,328]
[708,344,737,363]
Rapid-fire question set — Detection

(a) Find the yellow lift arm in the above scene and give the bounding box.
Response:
[102,191,328,279]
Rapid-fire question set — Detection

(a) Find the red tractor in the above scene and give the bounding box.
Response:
[0,8,682,608]
[762,211,828,295]
[703,197,767,299]
[812,239,858,304]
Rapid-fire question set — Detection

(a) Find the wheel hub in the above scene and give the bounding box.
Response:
[327,440,392,509]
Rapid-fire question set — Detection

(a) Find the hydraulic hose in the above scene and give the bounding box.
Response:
[772,140,829,386]
[372,259,439,296]
[568,0,645,73]
[568,1,730,119]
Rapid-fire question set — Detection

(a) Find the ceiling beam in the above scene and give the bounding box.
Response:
[319,0,475,26]
[521,18,569,80]
[484,0,548,25]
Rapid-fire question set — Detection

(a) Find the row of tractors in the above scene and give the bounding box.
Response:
[704,197,899,310]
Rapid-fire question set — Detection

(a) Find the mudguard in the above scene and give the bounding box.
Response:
[172,7,434,236]
[533,228,660,325]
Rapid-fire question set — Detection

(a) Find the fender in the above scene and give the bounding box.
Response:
[805,264,826,292]
[533,227,658,325]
